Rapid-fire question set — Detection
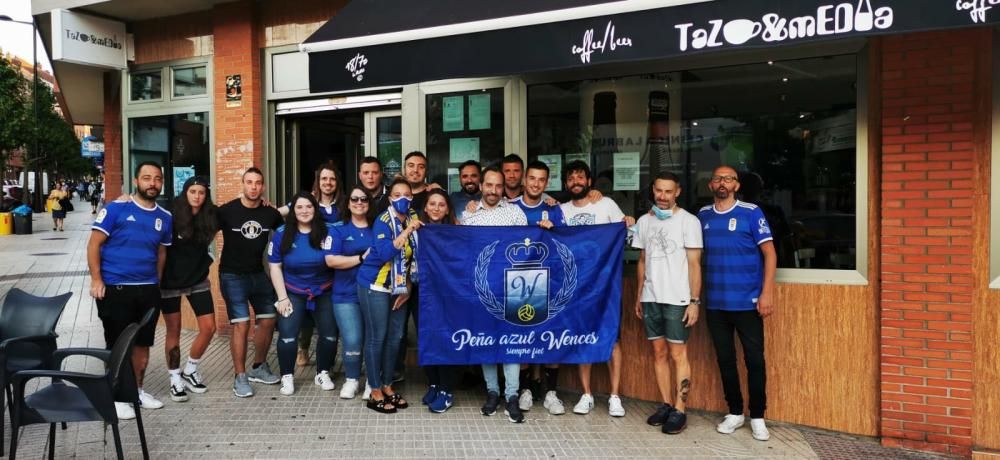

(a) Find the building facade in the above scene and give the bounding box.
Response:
[31,0,1000,457]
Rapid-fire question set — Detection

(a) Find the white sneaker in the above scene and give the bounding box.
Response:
[138,391,164,409]
[751,418,770,441]
[280,374,295,396]
[608,395,626,417]
[717,414,746,434]
[573,393,594,415]
[314,371,335,391]
[543,391,565,415]
[340,378,360,399]
[362,384,372,401]
[114,402,135,420]
[518,389,533,411]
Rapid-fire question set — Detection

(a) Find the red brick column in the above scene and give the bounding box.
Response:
[879,30,983,457]
[210,1,264,333]
[103,72,123,197]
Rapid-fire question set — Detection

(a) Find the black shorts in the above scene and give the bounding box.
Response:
[160,279,215,316]
[95,284,161,348]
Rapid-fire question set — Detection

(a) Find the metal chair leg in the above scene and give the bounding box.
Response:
[111,423,124,460]
[135,403,149,460]
[48,423,55,460]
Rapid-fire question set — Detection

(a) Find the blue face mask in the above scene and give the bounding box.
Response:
[390,196,412,215]
[652,205,673,220]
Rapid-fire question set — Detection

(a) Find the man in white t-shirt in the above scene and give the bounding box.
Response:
[559,160,635,418]
[632,172,703,435]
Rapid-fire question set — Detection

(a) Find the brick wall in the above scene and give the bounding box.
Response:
[102,72,123,198]
[879,29,985,457]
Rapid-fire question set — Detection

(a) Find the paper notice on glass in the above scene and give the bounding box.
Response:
[537,155,562,191]
[613,152,640,191]
[449,137,480,163]
[173,166,195,196]
[564,153,591,168]
[443,96,465,132]
[468,94,491,130]
[447,168,460,194]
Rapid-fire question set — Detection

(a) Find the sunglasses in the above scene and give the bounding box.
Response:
[349,195,370,203]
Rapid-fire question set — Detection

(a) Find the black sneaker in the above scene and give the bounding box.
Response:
[169,380,189,402]
[662,410,687,434]
[481,391,500,416]
[505,395,525,423]
[530,378,544,401]
[181,371,208,394]
[647,403,674,426]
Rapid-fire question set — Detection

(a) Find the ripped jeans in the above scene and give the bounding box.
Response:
[276,292,337,376]
[333,302,363,380]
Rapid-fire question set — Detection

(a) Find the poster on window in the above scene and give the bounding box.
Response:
[443,96,465,132]
[173,166,195,197]
[449,137,480,163]
[537,154,562,191]
[468,94,491,130]
[613,152,640,191]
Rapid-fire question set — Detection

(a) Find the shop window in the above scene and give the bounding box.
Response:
[173,66,208,98]
[128,112,210,208]
[528,55,858,271]
[424,88,504,193]
[130,70,162,102]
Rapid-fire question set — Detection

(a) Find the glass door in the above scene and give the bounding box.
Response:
[365,110,402,186]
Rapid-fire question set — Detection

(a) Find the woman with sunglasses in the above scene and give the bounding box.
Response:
[356,177,422,413]
[415,189,458,412]
[267,192,338,396]
[325,186,374,399]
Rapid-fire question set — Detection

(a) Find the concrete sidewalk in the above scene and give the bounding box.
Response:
[0,208,951,459]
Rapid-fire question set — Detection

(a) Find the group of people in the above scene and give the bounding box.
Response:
[48,178,104,231]
[86,151,776,441]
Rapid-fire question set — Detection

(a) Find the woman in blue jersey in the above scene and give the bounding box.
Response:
[326,186,374,399]
[160,176,218,403]
[416,189,458,412]
[357,177,422,413]
[267,191,338,396]
[277,161,346,367]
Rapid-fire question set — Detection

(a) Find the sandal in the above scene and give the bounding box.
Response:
[366,398,397,414]
[388,392,409,409]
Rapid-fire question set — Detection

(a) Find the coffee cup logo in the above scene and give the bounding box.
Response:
[722,19,763,45]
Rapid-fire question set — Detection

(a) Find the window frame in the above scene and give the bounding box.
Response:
[121,57,214,198]
[169,64,209,100]
[127,68,165,104]
[518,41,870,286]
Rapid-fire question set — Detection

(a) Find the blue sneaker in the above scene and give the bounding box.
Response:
[422,385,438,406]
[429,391,453,413]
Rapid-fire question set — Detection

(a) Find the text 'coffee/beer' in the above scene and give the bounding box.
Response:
[571,21,633,64]
[675,0,894,52]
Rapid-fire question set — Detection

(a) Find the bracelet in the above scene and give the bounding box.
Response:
[278,297,288,303]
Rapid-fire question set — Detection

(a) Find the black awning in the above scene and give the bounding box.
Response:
[305,0,1000,93]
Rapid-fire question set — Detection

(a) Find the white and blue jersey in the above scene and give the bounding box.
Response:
[266,227,335,289]
[697,200,773,311]
[92,200,173,285]
[330,221,374,304]
[512,197,566,227]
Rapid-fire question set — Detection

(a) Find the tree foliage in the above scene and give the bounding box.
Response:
[0,57,31,171]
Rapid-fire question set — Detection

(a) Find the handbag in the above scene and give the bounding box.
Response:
[58,197,73,212]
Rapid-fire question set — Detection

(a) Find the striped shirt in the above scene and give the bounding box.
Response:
[697,200,773,311]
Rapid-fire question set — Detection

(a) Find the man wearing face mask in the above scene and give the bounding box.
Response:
[633,172,703,435]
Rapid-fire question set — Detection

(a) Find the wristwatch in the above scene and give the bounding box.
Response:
[358,253,365,263]
[690,298,701,305]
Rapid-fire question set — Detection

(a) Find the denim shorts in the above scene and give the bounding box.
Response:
[219,271,277,323]
[642,302,690,344]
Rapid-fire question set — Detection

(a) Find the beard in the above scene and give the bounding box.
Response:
[462,182,480,195]
[713,188,730,199]
[570,184,590,200]
[139,186,160,199]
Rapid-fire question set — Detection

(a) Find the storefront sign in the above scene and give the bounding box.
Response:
[80,135,104,158]
[307,0,1000,93]
[51,9,127,69]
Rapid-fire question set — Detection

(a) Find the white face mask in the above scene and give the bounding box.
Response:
[652,205,673,220]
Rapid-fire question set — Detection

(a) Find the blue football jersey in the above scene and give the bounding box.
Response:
[697,201,773,311]
[92,200,173,285]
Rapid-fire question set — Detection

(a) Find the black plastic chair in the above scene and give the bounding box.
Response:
[0,288,72,456]
[9,308,155,460]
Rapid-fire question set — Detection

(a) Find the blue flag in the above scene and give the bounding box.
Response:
[417,223,625,365]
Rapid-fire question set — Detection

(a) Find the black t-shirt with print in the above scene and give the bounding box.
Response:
[217,199,283,274]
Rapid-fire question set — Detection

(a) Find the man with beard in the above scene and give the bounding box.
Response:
[501,154,526,200]
[698,165,776,442]
[461,166,528,423]
[359,157,389,221]
[403,151,441,215]
[218,167,284,398]
[559,160,635,418]
[449,160,481,215]
[89,161,173,420]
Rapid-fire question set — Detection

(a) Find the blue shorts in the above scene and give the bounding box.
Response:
[220,271,277,324]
